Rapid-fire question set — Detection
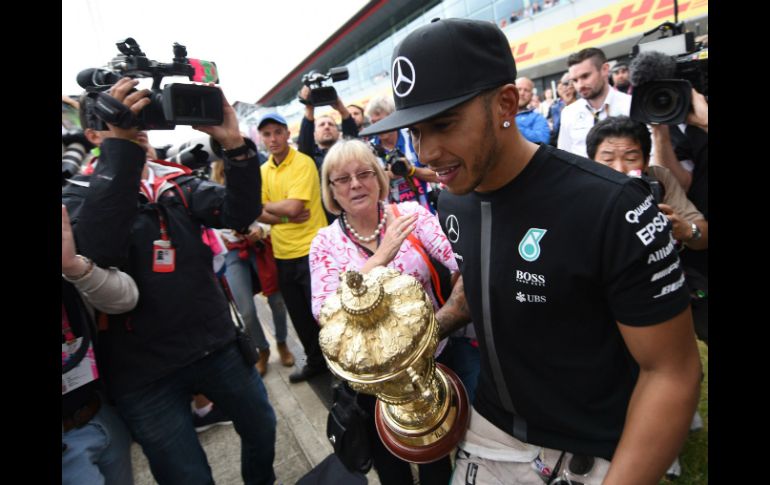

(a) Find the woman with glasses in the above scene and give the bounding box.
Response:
[309,138,457,485]
[549,72,579,146]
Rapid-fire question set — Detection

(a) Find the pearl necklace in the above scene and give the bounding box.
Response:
[342,201,387,243]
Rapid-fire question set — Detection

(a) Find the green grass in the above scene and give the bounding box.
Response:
[660,340,708,484]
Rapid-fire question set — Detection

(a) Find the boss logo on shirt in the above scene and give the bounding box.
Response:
[515,270,546,287]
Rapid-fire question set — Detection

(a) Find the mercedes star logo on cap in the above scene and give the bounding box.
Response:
[392,56,416,98]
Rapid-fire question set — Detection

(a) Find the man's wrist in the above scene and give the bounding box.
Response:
[62,255,94,281]
[223,144,250,158]
[687,222,702,242]
[280,215,289,224]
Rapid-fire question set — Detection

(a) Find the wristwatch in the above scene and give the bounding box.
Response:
[223,144,250,158]
[689,222,702,241]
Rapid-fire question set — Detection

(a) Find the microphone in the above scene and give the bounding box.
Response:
[629,51,676,87]
[76,68,121,89]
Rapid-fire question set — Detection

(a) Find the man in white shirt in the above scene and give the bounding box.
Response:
[557,48,631,157]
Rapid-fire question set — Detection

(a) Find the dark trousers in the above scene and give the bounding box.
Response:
[115,342,276,485]
[359,393,453,485]
[276,255,325,369]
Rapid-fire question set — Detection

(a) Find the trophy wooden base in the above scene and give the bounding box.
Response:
[374,363,470,464]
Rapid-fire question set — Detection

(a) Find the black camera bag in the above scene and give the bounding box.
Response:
[326,382,372,474]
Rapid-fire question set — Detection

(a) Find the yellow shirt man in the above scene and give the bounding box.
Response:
[261,147,327,259]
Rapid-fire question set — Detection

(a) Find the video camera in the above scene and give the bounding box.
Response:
[369,141,409,177]
[77,38,223,130]
[300,67,349,107]
[629,23,708,125]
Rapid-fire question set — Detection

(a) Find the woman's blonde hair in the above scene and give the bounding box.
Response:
[321,139,389,215]
[209,159,226,184]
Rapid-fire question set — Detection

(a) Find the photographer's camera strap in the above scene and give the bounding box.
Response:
[86,91,138,129]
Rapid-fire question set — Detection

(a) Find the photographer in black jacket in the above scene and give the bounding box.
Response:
[297,84,359,168]
[62,77,277,485]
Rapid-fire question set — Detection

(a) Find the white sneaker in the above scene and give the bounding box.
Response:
[666,457,681,478]
[690,410,704,431]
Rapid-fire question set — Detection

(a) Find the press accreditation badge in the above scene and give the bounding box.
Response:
[62,338,99,395]
[152,240,176,273]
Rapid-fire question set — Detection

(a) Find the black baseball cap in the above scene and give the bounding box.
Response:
[360,18,517,136]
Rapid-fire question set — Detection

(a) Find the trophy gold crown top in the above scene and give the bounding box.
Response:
[318,266,436,381]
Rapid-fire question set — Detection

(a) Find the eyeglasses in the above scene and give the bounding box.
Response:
[329,169,377,187]
[560,81,573,86]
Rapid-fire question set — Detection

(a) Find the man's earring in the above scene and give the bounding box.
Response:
[503,121,511,128]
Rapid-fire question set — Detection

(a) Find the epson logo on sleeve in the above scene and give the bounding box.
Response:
[625,195,655,224]
[651,260,681,282]
[635,212,669,246]
[653,273,686,299]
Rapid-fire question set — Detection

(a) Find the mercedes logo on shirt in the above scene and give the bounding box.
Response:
[392,56,416,98]
[445,215,460,243]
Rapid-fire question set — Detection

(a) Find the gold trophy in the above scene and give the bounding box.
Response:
[317,267,469,463]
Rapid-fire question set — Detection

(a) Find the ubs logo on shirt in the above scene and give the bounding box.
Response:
[515,291,547,303]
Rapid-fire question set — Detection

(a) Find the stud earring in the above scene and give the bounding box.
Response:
[503,120,511,128]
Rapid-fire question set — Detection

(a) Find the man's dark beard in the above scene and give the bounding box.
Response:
[464,93,499,194]
[584,80,607,101]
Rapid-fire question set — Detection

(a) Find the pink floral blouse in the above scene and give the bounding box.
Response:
[309,201,458,321]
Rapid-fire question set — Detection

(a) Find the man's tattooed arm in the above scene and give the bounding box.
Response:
[436,274,472,339]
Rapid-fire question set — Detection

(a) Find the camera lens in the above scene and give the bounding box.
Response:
[643,86,680,119]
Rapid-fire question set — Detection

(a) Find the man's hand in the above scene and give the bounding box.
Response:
[289,209,311,224]
[102,77,151,140]
[243,226,264,245]
[193,85,244,150]
[299,85,315,120]
[658,204,690,241]
[384,165,399,180]
[332,96,351,119]
[686,89,708,133]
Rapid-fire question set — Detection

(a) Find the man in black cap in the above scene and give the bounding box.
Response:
[360,18,701,484]
[611,61,632,93]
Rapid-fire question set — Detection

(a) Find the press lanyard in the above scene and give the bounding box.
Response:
[140,169,178,273]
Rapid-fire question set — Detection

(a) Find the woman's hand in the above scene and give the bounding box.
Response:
[363,210,418,271]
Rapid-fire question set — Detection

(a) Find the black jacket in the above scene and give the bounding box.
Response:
[62,138,262,398]
[297,115,359,171]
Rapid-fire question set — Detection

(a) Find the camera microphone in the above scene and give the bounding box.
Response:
[77,68,122,89]
[629,50,692,124]
[629,51,676,87]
